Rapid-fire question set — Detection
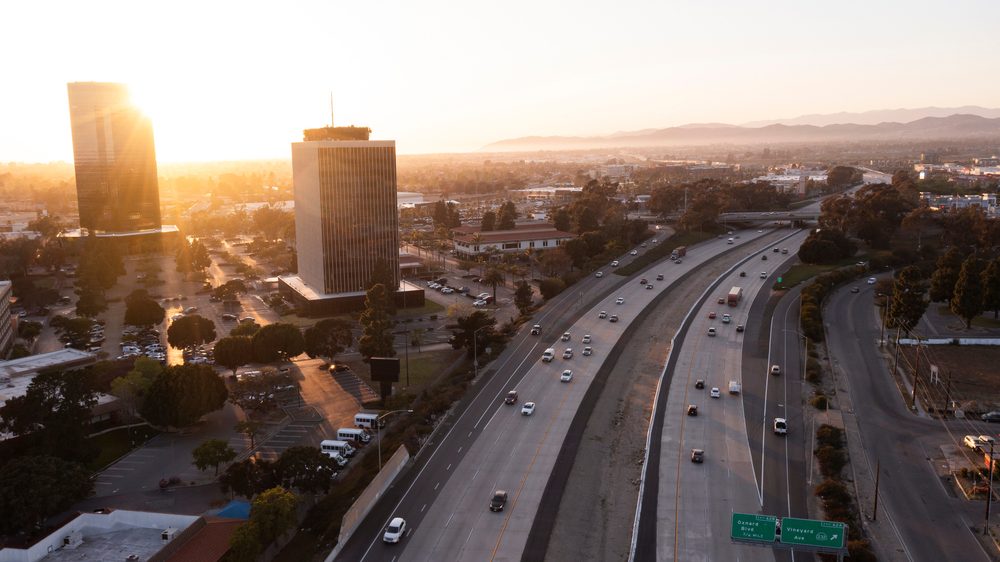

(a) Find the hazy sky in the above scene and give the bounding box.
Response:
[2,0,998,162]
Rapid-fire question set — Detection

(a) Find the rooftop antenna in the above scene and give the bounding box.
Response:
[329,92,334,127]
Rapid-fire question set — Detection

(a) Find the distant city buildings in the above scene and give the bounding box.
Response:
[67,82,162,233]
[451,222,575,257]
[920,192,998,217]
[750,168,827,196]
[0,281,12,359]
[280,126,423,316]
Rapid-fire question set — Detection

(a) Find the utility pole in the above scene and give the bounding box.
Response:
[873,458,881,521]
[910,340,922,410]
[880,301,888,346]
[986,440,995,536]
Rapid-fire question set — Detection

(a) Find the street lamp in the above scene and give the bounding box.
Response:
[377,409,414,471]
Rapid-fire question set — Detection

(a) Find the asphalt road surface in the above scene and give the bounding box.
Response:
[334,231,779,561]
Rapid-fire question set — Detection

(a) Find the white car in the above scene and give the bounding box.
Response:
[722,314,731,323]
[760,272,767,278]
[583,346,593,356]
[773,418,788,435]
[595,271,604,278]
[383,517,406,543]
[561,332,571,342]
[563,348,573,359]
[582,334,592,344]
[616,297,625,305]
[521,402,536,416]
[598,310,607,319]
[441,287,454,294]
[560,370,573,382]
[473,299,487,307]
[611,260,620,267]
[965,435,982,450]
[867,277,877,285]
[630,250,638,256]
[477,293,491,300]
[771,365,781,375]
[707,327,717,337]
[710,387,721,399]
[429,282,440,289]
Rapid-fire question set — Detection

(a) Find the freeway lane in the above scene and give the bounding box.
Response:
[338,229,783,561]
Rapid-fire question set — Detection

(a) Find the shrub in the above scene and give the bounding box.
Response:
[810,394,828,409]
[816,446,847,479]
[816,424,843,449]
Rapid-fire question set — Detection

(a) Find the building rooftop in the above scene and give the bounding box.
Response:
[163,517,242,562]
[303,125,371,141]
[0,348,97,380]
[58,225,180,239]
[452,222,576,244]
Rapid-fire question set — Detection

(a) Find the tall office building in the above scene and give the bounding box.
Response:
[281,126,421,316]
[67,82,162,233]
[0,281,13,359]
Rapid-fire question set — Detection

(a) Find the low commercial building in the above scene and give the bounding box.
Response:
[451,222,576,257]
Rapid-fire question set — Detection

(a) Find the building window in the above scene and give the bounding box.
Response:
[529,241,535,248]
[503,242,519,250]
[542,240,549,247]
[474,245,480,252]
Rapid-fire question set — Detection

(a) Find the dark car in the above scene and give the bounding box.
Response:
[490,490,509,512]
[687,404,698,416]
[739,271,746,277]
[850,286,860,293]
[761,255,768,261]
[691,449,705,463]
[736,324,745,332]
[983,411,1000,423]
[695,379,705,389]
[656,274,664,281]
[505,390,518,405]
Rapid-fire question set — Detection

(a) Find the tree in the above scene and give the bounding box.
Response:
[17,320,43,340]
[482,267,505,303]
[826,165,860,189]
[235,420,264,449]
[888,266,928,333]
[75,287,107,317]
[552,208,572,232]
[192,438,237,475]
[111,357,163,419]
[252,323,305,363]
[481,211,497,231]
[514,281,533,313]
[227,521,263,562]
[0,370,98,462]
[273,446,337,494]
[929,248,965,302]
[230,321,261,337]
[539,247,573,277]
[249,487,298,545]
[213,279,248,301]
[0,456,93,535]
[539,277,566,300]
[358,284,396,359]
[951,256,984,329]
[220,458,275,499]
[214,336,253,374]
[450,310,497,358]
[140,364,228,428]
[175,239,212,273]
[303,318,353,363]
[982,257,1000,319]
[76,238,124,292]
[124,289,166,326]
[497,200,518,230]
[167,314,217,350]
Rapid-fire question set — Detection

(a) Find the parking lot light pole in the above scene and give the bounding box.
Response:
[377,409,414,471]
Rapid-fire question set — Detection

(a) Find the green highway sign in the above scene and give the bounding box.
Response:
[780,517,847,549]
[731,512,778,542]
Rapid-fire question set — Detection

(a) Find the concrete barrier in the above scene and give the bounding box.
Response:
[325,445,410,562]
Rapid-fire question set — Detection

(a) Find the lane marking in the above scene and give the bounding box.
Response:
[446,464,451,471]
[434,482,440,491]
[457,446,463,454]
[421,504,426,513]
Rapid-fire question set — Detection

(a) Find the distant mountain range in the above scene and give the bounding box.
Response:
[741,106,1000,127]
[482,108,1000,152]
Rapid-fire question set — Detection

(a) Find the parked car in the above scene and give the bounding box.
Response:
[983,411,1000,423]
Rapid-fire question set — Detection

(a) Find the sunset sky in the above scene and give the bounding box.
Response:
[2,0,998,162]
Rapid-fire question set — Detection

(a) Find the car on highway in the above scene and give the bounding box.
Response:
[695,379,705,389]
[708,311,716,319]
[983,411,1000,423]
[563,348,573,359]
[656,274,664,281]
[383,517,406,543]
[761,255,767,261]
[611,260,620,267]
[722,314,731,324]
[686,404,698,416]
[561,332,571,341]
[609,314,619,322]
[867,277,876,284]
[640,278,647,285]
[582,346,593,356]
[598,310,608,319]
[560,370,573,382]
[675,259,683,264]
[773,418,788,435]
[630,250,638,256]
[851,286,860,293]
[521,402,536,416]
[736,324,745,332]
[490,490,509,512]
[582,334,592,344]
[690,449,705,463]
[717,297,725,304]
[645,283,653,290]
[707,327,717,337]
[760,271,767,278]
[595,271,604,278]
[505,390,518,405]
[710,387,721,398]
[782,248,789,254]
[530,325,541,335]
[771,364,781,376]
[773,248,780,253]
[616,297,625,304]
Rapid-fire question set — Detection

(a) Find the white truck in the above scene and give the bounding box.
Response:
[728,380,742,394]
[542,348,555,362]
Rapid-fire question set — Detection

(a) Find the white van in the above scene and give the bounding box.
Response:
[355,412,380,429]
[542,348,555,362]
[727,237,734,244]
[321,439,356,458]
[338,427,371,444]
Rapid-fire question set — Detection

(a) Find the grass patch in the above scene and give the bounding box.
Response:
[87,425,160,472]
[932,305,1000,329]
[615,230,715,277]
[775,255,862,289]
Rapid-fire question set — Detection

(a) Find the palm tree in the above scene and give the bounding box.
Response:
[483,267,505,304]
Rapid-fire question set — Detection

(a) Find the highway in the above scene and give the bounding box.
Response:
[334,229,784,561]
[641,232,805,562]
